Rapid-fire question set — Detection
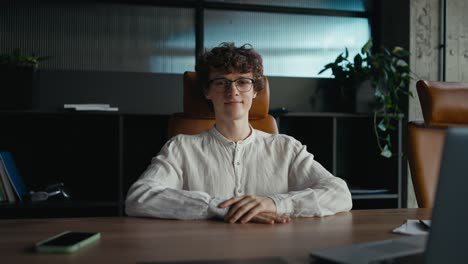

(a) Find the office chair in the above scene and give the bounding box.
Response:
[167,71,278,138]
[408,80,468,208]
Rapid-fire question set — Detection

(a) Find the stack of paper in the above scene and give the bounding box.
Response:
[64,104,118,111]
[393,219,431,235]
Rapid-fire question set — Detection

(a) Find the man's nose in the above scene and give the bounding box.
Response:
[225,81,238,94]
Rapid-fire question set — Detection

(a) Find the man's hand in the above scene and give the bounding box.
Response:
[218,195,289,224]
[250,212,291,225]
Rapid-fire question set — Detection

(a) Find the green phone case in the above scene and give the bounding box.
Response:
[35,231,101,253]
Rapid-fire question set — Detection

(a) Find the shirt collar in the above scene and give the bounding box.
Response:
[208,125,256,146]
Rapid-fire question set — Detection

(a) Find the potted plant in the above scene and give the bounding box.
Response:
[319,40,412,157]
[0,49,48,110]
[317,40,372,113]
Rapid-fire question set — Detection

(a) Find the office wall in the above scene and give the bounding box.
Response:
[445,1,468,82]
[36,70,330,113]
[37,71,184,114]
[409,0,441,209]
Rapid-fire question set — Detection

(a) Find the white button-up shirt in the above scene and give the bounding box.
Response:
[125,127,352,220]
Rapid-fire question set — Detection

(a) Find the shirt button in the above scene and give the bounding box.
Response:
[236,162,240,165]
[237,189,242,194]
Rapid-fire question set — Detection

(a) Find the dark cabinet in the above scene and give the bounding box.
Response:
[0,112,168,218]
[279,112,406,209]
[0,111,406,218]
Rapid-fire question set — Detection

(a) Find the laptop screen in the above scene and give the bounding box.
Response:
[309,127,468,264]
[424,127,468,264]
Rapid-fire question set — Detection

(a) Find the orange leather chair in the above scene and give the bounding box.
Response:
[167,71,278,138]
[408,80,468,208]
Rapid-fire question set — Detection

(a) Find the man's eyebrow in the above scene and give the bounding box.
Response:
[209,74,253,79]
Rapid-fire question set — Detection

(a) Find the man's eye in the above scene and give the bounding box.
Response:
[237,79,251,85]
[213,80,226,86]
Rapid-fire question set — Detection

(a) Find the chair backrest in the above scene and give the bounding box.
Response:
[408,80,468,208]
[167,71,278,138]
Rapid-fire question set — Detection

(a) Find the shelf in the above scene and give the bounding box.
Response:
[279,113,406,209]
[0,201,121,219]
[352,194,399,200]
[0,201,119,209]
[0,112,406,217]
[282,112,404,118]
[0,112,170,218]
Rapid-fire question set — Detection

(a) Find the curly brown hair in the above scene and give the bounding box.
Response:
[195,42,264,92]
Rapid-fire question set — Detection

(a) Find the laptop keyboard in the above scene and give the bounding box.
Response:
[369,240,421,254]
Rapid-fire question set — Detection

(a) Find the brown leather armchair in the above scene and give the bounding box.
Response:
[167,71,278,138]
[408,80,468,208]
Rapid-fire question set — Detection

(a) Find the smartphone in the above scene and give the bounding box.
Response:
[35,231,101,253]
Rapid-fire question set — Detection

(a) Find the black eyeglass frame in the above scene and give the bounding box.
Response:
[208,77,255,93]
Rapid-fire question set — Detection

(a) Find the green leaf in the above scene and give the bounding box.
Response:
[318,63,334,74]
[335,53,344,64]
[361,39,372,54]
[378,119,387,131]
[396,59,408,67]
[345,48,349,59]
[374,88,384,99]
[383,48,391,57]
[318,68,327,75]
[381,144,392,158]
[354,54,362,68]
[392,46,409,57]
[0,49,48,67]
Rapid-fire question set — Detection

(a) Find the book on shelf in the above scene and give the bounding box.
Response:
[63,104,119,111]
[0,151,28,202]
[0,158,17,202]
[0,168,7,202]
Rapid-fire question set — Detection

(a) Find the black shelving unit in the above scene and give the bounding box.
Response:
[0,111,406,218]
[0,111,168,219]
[279,112,406,209]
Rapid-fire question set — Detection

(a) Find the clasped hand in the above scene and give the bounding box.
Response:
[218,195,291,224]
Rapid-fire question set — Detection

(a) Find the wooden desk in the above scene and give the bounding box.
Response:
[1,209,430,264]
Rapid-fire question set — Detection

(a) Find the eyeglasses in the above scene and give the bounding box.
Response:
[208,78,255,93]
[29,182,71,202]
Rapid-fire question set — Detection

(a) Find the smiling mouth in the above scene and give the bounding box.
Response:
[225,101,243,105]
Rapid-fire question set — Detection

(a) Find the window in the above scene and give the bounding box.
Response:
[1,1,370,77]
[205,0,366,12]
[204,10,370,77]
[0,4,195,73]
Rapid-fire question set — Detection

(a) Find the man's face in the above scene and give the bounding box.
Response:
[205,70,257,123]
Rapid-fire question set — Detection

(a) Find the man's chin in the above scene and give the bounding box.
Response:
[219,111,247,121]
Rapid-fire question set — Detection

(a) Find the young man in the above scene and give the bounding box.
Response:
[125,43,352,224]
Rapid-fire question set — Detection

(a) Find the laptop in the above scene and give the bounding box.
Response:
[310,127,468,264]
